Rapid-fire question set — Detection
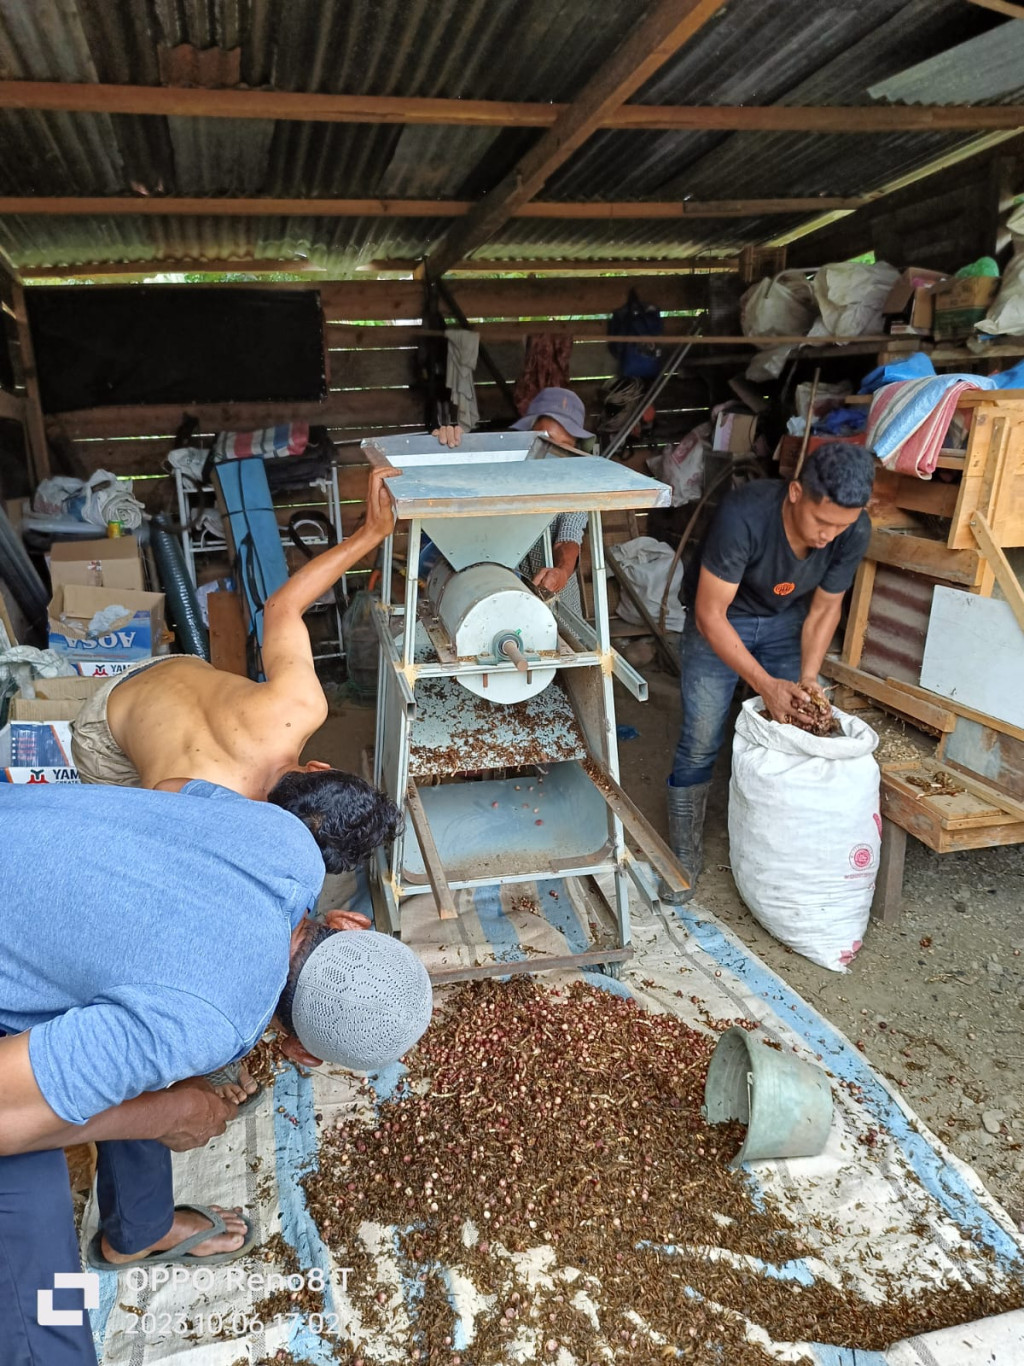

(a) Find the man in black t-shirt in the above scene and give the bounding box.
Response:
[665,442,875,904]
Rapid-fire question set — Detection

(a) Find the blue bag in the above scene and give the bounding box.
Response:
[608,289,663,380]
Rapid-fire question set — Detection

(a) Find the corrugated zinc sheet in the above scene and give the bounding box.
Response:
[0,0,1014,272]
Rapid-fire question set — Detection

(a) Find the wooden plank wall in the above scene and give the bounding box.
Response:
[0,261,33,497]
[36,275,714,576]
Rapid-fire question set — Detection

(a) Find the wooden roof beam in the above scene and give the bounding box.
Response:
[19,257,329,279]
[966,0,1024,18]
[426,0,730,277]
[0,196,868,218]
[2,80,1024,131]
[364,256,739,274]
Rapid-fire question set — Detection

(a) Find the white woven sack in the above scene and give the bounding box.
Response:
[728,697,881,972]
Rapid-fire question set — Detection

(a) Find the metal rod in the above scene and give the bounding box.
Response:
[500,638,530,673]
[552,604,649,701]
[371,603,417,714]
[600,331,701,461]
[402,519,421,669]
[405,781,460,921]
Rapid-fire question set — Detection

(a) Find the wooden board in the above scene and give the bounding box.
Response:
[318,275,707,322]
[881,760,1021,831]
[880,775,1024,854]
[920,587,1024,730]
[885,677,1024,744]
[207,590,248,677]
[867,528,982,586]
[822,656,956,733]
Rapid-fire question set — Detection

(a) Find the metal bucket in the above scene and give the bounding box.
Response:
[702,1026,833,1168]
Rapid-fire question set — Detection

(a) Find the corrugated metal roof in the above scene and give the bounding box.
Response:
[0,0,1015,273]
[869,19,1024,106]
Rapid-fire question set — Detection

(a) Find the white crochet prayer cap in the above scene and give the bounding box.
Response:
[291,931,433,1070]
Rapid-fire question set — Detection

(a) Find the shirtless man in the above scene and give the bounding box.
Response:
[72,466,401,872]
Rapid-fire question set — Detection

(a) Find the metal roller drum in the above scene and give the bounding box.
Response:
[426,562,557,703]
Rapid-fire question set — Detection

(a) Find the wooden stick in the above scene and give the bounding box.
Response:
[970,510,1024,635]
[579,756,690,896]
[405,781,460,920]
[792,366,821,481]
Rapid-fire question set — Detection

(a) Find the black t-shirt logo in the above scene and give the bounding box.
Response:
[773,581,796,596]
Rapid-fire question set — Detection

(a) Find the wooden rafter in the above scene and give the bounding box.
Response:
[19,258,328,279]
[427,0,730,276]
[365,256,739,275]
[2,79,1024,132]
[0,196,868,218]
[966,0,1024,18]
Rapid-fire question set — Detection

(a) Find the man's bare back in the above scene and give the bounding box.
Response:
[71,468,401,877]
[98,467,396,799]
[106,655,325,799]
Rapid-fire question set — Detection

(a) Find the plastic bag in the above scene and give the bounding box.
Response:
[740,271,817,338]
[810,261,900,338]
[651,423,710,506]
[728,698,880,972]
[612,537,685,632]
[343,590,380,703]
[978,205,1024,337]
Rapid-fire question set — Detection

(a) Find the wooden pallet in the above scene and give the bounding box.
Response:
[873,756,1024,924]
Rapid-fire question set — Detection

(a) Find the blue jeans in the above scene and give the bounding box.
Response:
[0,1139,172,1365]
[670,612,803,789]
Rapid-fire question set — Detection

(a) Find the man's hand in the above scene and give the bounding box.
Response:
[361,467,397,544]
[157,1078,236,1152]
[432,425,463,449]
[760,676,813,725]
[800,678,832,711]
[532,565,570,595]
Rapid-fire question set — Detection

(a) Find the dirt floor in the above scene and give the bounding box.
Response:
[613,669,1024,1232]
[311,665,1024,1234]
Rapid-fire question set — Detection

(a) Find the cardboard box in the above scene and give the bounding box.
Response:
[712,412,757,454]
[884,265,944,312]
[0,720,79,783]
[71,659,139,678]
[48,583,166,661]
[8,676,105,723]
[931,275,1000,341]
[49,536,145,592]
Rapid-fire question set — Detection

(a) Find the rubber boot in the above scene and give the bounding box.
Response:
[661,781,711,905]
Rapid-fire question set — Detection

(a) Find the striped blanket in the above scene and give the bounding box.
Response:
[213,421,310,460]
[865,375,995,477]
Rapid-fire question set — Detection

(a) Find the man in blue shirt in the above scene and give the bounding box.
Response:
[0,781,432,1365]
[665,443,875,903]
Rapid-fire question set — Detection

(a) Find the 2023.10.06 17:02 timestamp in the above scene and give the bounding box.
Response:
[125,1310,343,1338]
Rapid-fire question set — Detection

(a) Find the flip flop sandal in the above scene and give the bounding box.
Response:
[87,1203,257,1270]
[205,1062,264,1118]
